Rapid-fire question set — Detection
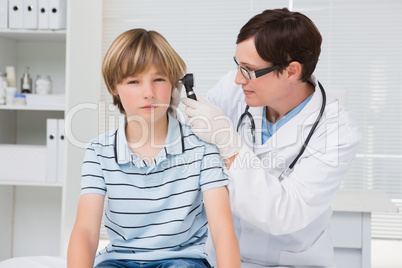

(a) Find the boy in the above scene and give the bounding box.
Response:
[67,29,240,268]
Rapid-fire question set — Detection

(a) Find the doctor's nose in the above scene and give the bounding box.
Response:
[235,68,248,85]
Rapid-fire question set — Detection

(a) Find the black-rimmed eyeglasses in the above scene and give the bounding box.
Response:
[234,56,280,80]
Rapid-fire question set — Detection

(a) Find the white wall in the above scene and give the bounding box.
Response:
[61,0,103,256]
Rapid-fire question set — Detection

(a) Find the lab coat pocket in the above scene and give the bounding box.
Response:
[239,221,280,265]
[278,227,335,266]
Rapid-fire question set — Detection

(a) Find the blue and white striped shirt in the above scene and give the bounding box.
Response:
[81,114,228,265]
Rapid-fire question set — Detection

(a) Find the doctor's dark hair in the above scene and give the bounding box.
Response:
[237,8,322,82]
[102,28,186,114]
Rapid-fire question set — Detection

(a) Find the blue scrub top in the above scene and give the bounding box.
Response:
[261,93,314,144]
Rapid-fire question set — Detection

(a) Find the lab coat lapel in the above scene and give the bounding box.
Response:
[253,117,299,156]
[253,79,324,156]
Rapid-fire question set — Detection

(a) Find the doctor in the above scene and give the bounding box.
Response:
[181,8,361,268]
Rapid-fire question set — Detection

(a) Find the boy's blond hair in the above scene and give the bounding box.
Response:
[102,28,186,115]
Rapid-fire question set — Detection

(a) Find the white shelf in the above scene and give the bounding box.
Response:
[0,180,63,187]
[332,189,398,213]
[0,29,66,42]
[0,105,64,111]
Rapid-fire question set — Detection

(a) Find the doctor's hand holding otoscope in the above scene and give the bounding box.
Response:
[181,73,243,161]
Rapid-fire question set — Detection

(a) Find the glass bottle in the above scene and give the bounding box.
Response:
[21,66,32,94]
[35,75,52,95]
[0,72,7,104]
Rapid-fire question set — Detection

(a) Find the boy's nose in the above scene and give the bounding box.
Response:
[143,84,155,99]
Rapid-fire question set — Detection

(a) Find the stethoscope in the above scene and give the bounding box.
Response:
[236,81,326,181]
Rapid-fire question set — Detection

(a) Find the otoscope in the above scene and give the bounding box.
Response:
[181,73,197,100]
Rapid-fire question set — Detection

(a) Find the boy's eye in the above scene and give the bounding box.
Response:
[127,80,138,84]
[154,78,166,82]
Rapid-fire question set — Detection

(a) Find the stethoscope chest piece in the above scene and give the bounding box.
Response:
[278,168,293,182]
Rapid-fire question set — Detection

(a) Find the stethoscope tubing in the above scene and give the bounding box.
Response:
[236,106,255,144]
[289,81,326,169]
[236,81,327,173]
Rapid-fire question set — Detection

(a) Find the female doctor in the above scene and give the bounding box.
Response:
[181,8,361,268]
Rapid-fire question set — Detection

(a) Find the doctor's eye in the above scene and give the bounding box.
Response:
[239,67,252,78]
[243,65,255,72]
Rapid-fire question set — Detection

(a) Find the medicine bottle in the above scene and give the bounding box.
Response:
[0,72,7,105]
[35,75,52,95]
[21,67,32,94]
[13,94,27,105]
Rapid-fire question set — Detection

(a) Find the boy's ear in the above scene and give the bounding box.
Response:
[286,61,302,80]
[175,80,183,91]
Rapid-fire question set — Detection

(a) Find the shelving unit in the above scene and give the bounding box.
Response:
[0,15,66,262]
[0,0,103,261]
[0,105,64,111]
[0,29,66,42]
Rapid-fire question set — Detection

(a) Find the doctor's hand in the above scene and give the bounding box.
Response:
[181,96,243,159]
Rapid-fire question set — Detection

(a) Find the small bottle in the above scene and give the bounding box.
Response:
[20,66,33,94]
[0,72,7,105]
[5,66,16,87]
[13,94,27,105]
[35,75,52,95]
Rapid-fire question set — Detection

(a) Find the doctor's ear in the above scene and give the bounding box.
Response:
[286,61,302,80]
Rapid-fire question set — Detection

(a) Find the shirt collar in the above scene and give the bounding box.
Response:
[164,113,185,155]
[261,93,313,144]
[114,113,185,166]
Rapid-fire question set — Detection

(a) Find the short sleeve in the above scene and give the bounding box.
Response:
[199,143,228,192]
[80,143,107,196]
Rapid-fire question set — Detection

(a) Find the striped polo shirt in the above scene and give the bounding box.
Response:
[81,113,228,266]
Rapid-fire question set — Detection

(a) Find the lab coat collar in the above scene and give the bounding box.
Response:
[114,113,185,166]
[252,75,325,155]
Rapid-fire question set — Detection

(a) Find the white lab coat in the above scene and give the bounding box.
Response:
[205,70,361,267]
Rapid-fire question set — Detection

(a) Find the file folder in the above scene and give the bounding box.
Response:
[23,0,38,29]
[8,0,24,29]
[57,119,65,183]
[0,0,8,29]
[49,0,66,29]
[46,118,58,183]
[38,0,48,29]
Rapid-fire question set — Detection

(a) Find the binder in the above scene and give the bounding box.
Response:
[46,118,58,183]
[48,0,66,29]
[23,0,38,29]
[38,0,48,29]
[8,0,24,29]
[0,0,8,29]
[57,119,65,183]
